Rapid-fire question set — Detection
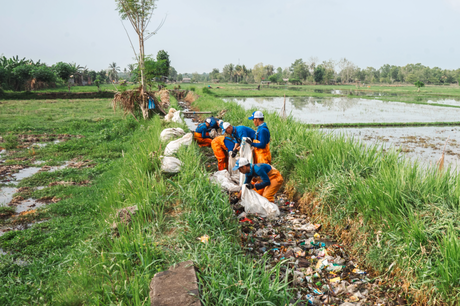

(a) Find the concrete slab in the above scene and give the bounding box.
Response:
[150,260,201,306]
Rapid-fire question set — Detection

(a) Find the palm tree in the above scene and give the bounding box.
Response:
[108,62,120,82]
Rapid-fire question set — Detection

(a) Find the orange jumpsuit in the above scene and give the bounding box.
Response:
[194,132,213,147]
[211,136,236,171]
[246,164,283,202]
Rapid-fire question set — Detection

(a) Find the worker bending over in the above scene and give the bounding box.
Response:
[233,158,283,202]
[246,111,271,164]
[222,122,255,151]
[194,118,213,147]
[211,136,237,171]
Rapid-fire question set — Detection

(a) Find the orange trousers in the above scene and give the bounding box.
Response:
[253,168,283,202]
[194,132,213,147]
[253,141,271,164]
[211,136,229,171]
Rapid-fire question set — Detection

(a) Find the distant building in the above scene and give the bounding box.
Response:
[283,78,289,82]
[182,78,191,83]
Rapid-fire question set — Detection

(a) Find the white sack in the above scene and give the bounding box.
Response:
[164,133,193,156]
[161,156,182,173]
[209,129,218,139]
[228,154,240,184]
[240,184,280,219]
[164,108,177,122]
[210,170,240,192]
[160,128,185,141]
[239,137,254,186]
[172,110,183,123]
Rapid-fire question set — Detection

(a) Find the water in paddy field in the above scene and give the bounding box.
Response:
[327,126,460,171]
[225,97,460,124]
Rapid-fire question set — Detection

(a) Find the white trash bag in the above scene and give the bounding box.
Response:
[164,108,177,122]
[172,110,183,123]
[161,156,182,173]
[240,184,280,219]
[210,170,240,192]
[239,137,253,186]
[160,128,185,141]
[228,154,240,184]
[164,133,193,156]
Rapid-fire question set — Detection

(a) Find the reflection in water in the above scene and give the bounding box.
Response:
[225,97,460,124]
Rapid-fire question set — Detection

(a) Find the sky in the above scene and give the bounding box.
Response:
[1,0,459,73]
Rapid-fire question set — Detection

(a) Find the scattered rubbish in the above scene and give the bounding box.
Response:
[209,129,218,139]
[197,235,209,243]
[164,133,193,156]
[238,138,253,186]
[238,194,373,305]
[240,184,280,218]
[160,128,186,141]
[161,156,182,173]
[210,170,240,192]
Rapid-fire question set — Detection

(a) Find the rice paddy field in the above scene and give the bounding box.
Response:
[2,83,460,305]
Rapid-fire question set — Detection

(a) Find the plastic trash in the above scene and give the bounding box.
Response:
[164,133,193,156]
[227,154,240,183]
[209,170,240,192]
[240,184,280,218]
[160,156,182,173]
[160,128,185,141]
[171,110,183,123]
[197,235,209,243]
[209,129,218,139]
[164,108,177,121]
[238,137,253,186]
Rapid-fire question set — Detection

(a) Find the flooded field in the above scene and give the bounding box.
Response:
[225,97,460,124]
[327,126,460,170]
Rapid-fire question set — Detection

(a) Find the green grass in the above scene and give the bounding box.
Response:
[191,86,460,304]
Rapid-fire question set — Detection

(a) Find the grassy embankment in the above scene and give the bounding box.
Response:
[193,87,460,305]
[0,97,293,305]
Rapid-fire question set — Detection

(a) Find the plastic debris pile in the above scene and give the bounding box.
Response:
[237,194,388,306]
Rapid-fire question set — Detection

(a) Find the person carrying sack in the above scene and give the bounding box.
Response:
[246,111,271,164]
[194,118,213,147]
[233,158,283,202]
[211,136,237,171]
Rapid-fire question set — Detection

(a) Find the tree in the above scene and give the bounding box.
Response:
[156,50,170,79]
[169,66,178,81]
[415,80,425,92]
[177,73,183,81]
[94,76,102,92]
[53,62,73,93]
[253,63,265,83]
[32,66,56,84]
[116,0,164,119]
[12,65,33,91]
[290,59,309,81]
[313,65,325,84]
[108,62,120,82]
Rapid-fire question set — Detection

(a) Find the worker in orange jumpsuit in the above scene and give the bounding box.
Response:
[211,136,237,171]
[194,118,213,147]
[233,158,283,202]
[245,111,271,164]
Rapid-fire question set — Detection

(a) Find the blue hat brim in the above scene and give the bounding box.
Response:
[232,165,240,171]
[248,116,254,120]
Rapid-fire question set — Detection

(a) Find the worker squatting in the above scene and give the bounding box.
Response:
[193,110,283,203]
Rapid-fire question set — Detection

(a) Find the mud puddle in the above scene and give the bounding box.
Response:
[328,126,460,171]
[225,97,460,124]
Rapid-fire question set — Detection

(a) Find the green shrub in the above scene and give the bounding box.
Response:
[190,86,196,92]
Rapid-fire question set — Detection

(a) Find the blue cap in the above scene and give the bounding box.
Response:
[248,111,264,120]
[232,158,250,171]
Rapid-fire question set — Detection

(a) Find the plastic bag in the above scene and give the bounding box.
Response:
[172,110,183,123]
[160,128,185,141]
[239,137,253,186]
[161,156,182,173]
[210,170,240,192]
[228,154,240,184]
[164,133,193,156]
[240,184,280,218]
[164,108,177,122]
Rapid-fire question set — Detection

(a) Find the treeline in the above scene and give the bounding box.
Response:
[179,58,460,85]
